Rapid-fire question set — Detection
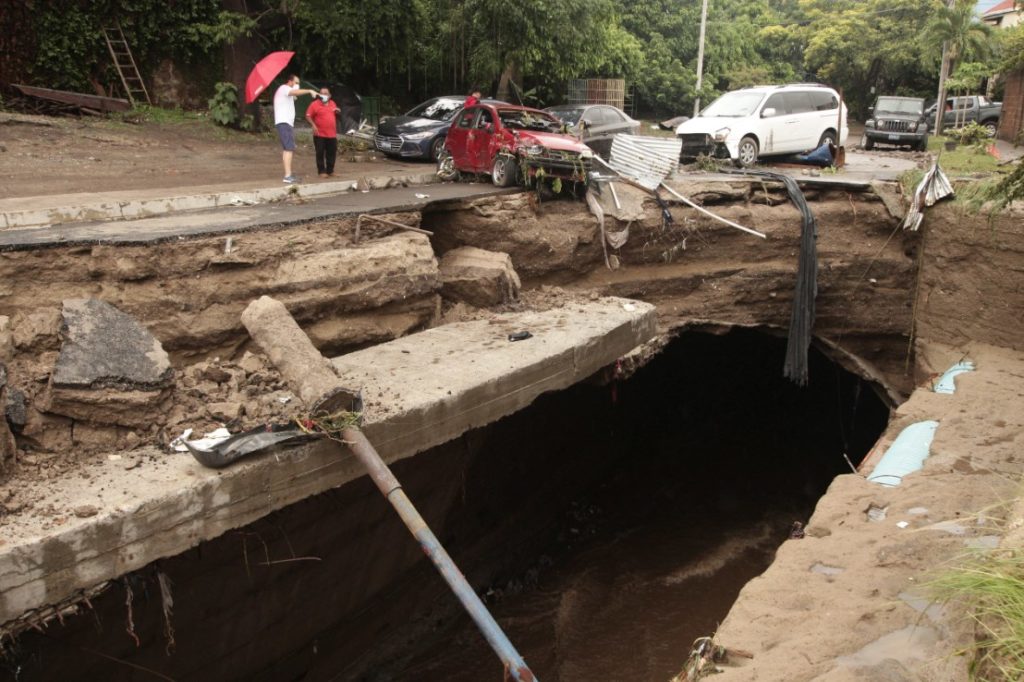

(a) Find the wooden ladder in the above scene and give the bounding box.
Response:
[101,23,151,106]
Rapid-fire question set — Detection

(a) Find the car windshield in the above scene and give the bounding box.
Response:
[547,107,585,125]
[498,109,562,132]
[406,97,464,122]
[700,91,766,118]
[875,98,922,115]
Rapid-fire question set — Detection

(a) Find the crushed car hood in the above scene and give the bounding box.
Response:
[675,116,742,135]
[515,130,589,153]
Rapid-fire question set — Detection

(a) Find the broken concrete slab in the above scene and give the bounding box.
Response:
[40,299,172,427]
[43,385,172,428]
[439,246,521,307]
[0,298,656,628]
[51,299,171,389]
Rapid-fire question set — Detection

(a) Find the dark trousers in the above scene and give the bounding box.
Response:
[313,136,337,174]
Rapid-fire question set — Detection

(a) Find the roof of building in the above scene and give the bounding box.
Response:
[983,0,1017,18]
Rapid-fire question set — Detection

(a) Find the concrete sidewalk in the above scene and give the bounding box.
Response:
[0,166,441,231]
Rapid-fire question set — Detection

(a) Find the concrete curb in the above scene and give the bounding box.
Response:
[0,172,440,231]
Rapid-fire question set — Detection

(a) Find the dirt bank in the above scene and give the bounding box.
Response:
[0,111,425,198]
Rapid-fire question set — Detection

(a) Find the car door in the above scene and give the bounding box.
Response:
[757,92,794,153]
[783,91,819,151]
[469,107,497,172]
[941,98,959,128]
[584,107,615,157]
[446,107,478,170]
[963,98,979,124]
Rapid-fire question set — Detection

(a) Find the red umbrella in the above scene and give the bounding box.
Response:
[245,51,295,104]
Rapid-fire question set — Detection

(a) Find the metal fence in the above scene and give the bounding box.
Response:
[361,96,381,127]
[567,79,626,110]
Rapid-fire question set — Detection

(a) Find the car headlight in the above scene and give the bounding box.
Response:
[579,149,594,159]
[714,127,731,142]
[525,145,545,156]
[865,119,875,128]
[908,122,918,132]
[402,131,434,141]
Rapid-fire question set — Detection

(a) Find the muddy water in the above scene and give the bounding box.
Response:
[397,466,794,681]
[372,329,889,681]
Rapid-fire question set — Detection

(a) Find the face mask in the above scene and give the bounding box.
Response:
[319,95,329,103]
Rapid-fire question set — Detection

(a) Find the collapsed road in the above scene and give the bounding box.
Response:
[0,166,1022,680]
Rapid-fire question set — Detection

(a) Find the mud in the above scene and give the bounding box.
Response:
[4,329,889,681]
[0,112,424,199]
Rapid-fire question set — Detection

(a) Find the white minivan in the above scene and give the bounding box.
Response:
[676,84,848,166]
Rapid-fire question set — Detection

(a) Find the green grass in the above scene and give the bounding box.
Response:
[929,551,1024,679]
[928,136,1002,175]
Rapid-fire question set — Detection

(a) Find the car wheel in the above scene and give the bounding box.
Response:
[735,136,758,167]
[916,135,929,152]
[491,154,518,188]
[430,136,446,161]
[863,136,875,151]
[982,120,997,137]
[436,148,460,182]
[817,130,837,149]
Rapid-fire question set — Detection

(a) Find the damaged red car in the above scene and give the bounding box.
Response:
[437,104,593,188]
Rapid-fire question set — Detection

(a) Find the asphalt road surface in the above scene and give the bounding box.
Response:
[0,183,516,250]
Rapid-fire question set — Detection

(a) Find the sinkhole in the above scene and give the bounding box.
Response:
[6,328,889,682]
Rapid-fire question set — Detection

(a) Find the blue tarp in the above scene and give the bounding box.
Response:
[793,142,835,167]
[934,361,975,394]
[867,420,940,487]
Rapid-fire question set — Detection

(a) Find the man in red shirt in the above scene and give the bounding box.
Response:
[464,87,482,108]
[305,87,341,177]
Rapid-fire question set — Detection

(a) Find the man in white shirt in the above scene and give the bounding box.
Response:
[274,74,318,183]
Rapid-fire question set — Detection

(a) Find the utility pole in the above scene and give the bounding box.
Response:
[693,0,709,116]
[934,0,955,137]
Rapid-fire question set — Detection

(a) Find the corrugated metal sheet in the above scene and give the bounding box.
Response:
[608,135,682,190]
[901,160,953,231]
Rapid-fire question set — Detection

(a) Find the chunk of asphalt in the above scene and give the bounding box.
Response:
[52,298,171,388]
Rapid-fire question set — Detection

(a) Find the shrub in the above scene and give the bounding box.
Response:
[208,81,241,128]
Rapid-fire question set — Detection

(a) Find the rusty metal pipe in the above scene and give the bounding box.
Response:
[354,213,433,243]
[342,427,536,682]
[240,295,536,681]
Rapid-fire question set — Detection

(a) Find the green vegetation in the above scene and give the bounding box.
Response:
[207,82,253,130]
[27,1,240,93]
[929,136,1001,175]
[930,551,1024,680]
[898,167,925,196]
[120,105,204,125]
[9,0,1023,120]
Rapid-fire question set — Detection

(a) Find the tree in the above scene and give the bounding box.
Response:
[924,0,993,134]
[798,0,936,118]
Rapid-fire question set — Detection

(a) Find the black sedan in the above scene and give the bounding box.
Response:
[374,96,504,160]
[544,104,640,158]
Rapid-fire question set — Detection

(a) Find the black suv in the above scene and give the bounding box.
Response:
[862,96,928,151]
